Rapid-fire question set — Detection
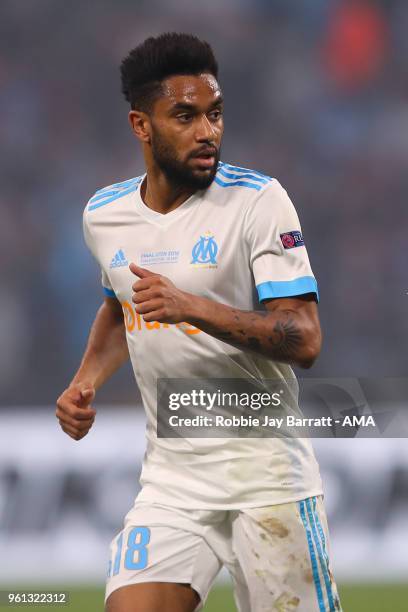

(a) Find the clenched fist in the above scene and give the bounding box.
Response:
[130,263,193,324]
[56,383,96,441]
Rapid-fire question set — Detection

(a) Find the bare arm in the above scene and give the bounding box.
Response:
[186,293,321,369]
[56,297,128,440]
[130,265,322,369]
[71,296,129,389]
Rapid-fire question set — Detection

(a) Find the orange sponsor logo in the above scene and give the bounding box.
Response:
[121,301,201,335]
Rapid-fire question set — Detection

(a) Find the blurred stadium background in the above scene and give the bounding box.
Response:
[1,0,408,610]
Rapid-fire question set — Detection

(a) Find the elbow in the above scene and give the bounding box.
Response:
[296,329,322,369]
[297,354,317,369]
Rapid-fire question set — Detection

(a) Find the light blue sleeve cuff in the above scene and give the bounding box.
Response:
[103,286,116,298]
[256,276,319,302]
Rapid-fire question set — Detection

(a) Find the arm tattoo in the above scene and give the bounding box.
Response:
[209,311,303,362]
[269,318,303,359]
[196,304,307,364]
[215,331,233,340]
[247,337,261,351]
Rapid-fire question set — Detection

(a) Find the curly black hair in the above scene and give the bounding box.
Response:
[120,32,218,112]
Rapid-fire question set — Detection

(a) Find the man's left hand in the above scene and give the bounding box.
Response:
[130,263,192,323]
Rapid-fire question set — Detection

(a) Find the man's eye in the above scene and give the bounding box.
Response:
[177,114,193,123]
[209,110,222,121]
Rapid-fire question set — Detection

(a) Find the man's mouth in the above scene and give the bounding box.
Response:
[191,148,217,169]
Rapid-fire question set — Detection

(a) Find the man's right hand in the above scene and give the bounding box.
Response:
[56,383,96,441]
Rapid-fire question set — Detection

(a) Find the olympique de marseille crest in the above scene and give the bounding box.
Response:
[191,233,218,267]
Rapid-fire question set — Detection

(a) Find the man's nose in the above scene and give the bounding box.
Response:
[195,114,216,142]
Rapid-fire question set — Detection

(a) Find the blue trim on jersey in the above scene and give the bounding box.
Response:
[313,503,340,610]
[103,287,116,298]
[214,175,262,191]
[89,190,125,204]
[306,498,336,611]
[220,162,271,180]
[256,276,319,301]
[299,499,326,612]
[217,166,270,185]
[313,498,330,567]
[88,179,142,211]
[94,176,142,196]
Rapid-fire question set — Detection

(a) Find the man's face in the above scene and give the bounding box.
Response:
[148,73,224,190]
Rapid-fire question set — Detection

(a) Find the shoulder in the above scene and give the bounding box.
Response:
[84,174,144,216]
[209,163,293,222]
[213,161,275,196]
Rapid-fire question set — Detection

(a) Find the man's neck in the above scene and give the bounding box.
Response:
[141,165,196,215]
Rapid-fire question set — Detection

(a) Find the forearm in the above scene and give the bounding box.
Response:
[130,265,321,368]
[185,295,320,368]
[71,301,129,389]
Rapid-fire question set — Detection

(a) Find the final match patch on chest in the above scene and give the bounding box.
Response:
[280,231,304,249]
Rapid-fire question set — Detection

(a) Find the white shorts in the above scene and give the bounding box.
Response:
[105,495,342,612]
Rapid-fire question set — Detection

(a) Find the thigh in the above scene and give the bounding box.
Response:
[106,582,199,612]
[232,496,342,612]
[105,504,222,611]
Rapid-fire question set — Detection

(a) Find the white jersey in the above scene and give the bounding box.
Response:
[83,162,323,509]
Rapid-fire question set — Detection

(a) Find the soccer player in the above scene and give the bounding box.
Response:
[56,33,342,612]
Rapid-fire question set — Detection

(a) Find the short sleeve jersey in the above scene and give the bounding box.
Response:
[83,162,322,509]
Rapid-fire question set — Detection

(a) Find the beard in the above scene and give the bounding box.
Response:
[150,127,220,190]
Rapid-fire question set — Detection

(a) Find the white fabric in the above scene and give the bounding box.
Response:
[83,163,322,509]
[105,496,342,612]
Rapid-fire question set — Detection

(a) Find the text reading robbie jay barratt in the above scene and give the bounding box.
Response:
[166,414,376,428]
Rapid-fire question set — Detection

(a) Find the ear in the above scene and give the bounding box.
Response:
[128,110,151,144]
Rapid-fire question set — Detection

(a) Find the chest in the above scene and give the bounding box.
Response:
[95,203,251,304]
